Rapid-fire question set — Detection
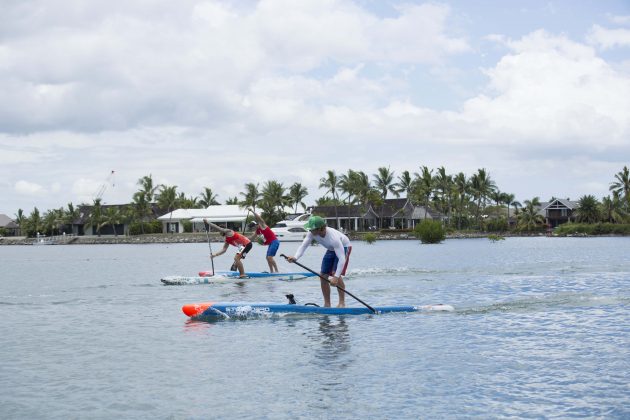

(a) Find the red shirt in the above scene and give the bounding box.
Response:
[256,226,277,245]
[225,232,251,247]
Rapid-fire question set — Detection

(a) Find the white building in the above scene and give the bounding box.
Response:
[158,205,249,233]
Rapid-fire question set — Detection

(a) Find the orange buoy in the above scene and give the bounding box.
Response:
[182,302,214,317]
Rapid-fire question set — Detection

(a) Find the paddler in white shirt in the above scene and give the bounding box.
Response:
[287,216,352,308]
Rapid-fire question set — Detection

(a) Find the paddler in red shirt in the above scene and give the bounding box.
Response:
[204,219,252,279]
[247,208,280,273]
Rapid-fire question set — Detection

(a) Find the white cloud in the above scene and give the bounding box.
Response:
[462,30,630,151]
[587,24,630,50]
[1,2,629,214]
[608,14,630,25]
[0,0,469,133]
[15,180,45,196]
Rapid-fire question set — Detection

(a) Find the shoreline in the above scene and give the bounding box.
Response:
[0,231,614,245]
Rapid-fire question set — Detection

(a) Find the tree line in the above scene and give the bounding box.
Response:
[8,165,630,237]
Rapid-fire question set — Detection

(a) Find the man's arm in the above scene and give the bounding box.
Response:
[212,242,229,257]
[287,232,313,262]
[248,208,268,229]
[204,219,230,235]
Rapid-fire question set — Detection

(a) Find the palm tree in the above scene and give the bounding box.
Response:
[99,207,122,236]
[576,195,601,223]
[470,168,497,228]
[502,193,520,228]
[288,182,309,213]
[239,183,260,210]
[132,191,151,234]
[26,207,43,237]
[600,192,627,223]
[395,170,414,198]
[14,209,26,236]
[373,166,398,228]
[199,187,220,207]
[319,170,340,229]
[517,197,545,231]
[225,197,239,205]
[610,166,630,209]
[453,172,470,230]
[63,203,80,234]
[137,174,159,203]
[42,209,61,236]
[433,167,453,222]
[412,166,433,219]
[177,193,198,209]
[156,185,178,214]
[87,199,104,236]
[259,180,288,226]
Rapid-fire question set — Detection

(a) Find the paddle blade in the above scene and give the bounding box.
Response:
[182,302,214,317]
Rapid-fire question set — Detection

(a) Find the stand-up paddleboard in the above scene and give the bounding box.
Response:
[198,270,316,279]
[161,271,316,285]
[182,301,454,319]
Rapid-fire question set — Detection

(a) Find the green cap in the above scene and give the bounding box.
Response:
[304,215,326,231]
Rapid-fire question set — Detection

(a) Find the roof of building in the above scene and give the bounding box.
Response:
[164,205,249,223]
[311,205,378,219]
[0,214,18,228]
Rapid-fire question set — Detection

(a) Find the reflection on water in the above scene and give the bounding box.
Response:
[313,317,351,365]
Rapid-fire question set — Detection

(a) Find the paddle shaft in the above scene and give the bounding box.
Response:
[280,254,376,313]
[204,222,215,275]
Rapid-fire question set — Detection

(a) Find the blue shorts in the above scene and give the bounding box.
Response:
[266,239,280,257]
[320,247,351,276]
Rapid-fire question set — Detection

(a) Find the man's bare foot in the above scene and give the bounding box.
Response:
[239,275,248,279]
[337,303,345,308]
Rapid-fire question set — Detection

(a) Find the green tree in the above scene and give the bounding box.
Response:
[610,166,630,209]
[225,196,239,205]
[137,174,159,203]
[433,167,453,223]
[413,219,446,244]
[63,203,80,234]
[575,195,601,223]
[26,207,43,237]
[132,191,152,234]
[320,170,340,229]
[86,199,104,236]
[373,166,398,228]
[14,209,26,236]
[470,168,497,228]
[600,192,627,223]
[156,185,178,212]
[239,183,261,211]
[100,206,122,236]
[412,166,433,219]
[395,170,414,198]
[453,172,470,230]
[288,182,308,213]
[199,187,220,207]
[517,197,545,231]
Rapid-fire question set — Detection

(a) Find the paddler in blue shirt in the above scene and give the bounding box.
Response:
[287,216,352,308]
[247,208,280,273]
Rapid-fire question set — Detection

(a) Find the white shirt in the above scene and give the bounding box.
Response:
[293,227,351,277]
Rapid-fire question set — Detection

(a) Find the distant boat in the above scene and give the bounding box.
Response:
[32,234,75,245]
[271,213,310,242]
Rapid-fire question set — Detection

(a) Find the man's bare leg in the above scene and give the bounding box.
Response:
[336,277,346,307]
[320,275,331,307]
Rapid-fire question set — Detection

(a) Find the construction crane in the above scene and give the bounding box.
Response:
[94,170,116,202]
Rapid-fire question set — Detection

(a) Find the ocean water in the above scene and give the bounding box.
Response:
[1,237,628,419]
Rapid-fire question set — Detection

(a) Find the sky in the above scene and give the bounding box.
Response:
[1,0,630,216]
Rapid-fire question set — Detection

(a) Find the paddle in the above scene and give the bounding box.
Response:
[203,221,215,276]
[280,254,376,313]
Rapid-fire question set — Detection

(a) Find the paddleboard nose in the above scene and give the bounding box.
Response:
[182,302,214,317]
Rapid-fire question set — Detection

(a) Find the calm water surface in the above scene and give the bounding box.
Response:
[1,237,629,419]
